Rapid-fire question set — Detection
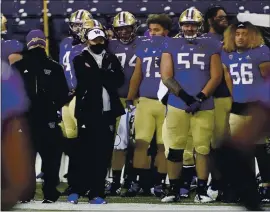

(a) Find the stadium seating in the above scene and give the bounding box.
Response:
[2,0,270,62]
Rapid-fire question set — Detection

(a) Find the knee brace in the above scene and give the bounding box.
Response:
[195,145,210,155]
[167,148,184,162]
[183,150,195,165]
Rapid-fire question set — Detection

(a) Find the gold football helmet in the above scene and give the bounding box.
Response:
[179,7,204,40]
[112,11,138,44]
[80,19,104,43]
[1,13,7,34]
[69,9,93,39]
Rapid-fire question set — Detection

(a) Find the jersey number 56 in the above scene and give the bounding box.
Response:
[229,63,253,85]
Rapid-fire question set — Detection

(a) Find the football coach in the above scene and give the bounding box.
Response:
[69,27,125,204]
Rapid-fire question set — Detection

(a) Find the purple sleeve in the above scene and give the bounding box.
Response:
[135,37,149,58]
[210,39,222,55]
[162,37,172,54]
[1,61,29,121]
[221,50,228,67]
[257,45,270,64]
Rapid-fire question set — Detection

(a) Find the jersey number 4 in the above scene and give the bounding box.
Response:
[63,51,71,71]
[229,63,253,85]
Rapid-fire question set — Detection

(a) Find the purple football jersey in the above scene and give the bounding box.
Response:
[221,45,270,103]
[109,37,142,98]
[136,36,166,99]
[203,32,230,98]
[1,60,29,121]
[59,37,75,90]
[164,36,222,110]
[203,32,223,42]
[68,43,87,89]
[1,39,23,62]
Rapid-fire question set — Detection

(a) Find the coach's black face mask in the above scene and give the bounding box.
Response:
[90,43,106,54]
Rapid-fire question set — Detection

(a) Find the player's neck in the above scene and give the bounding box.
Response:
[209,28,216,34]
[236,48,247,53]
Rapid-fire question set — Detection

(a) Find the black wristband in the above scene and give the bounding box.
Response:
[196,92,207,102]
[178,89,195,105]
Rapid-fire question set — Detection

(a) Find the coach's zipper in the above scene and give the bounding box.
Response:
[35,75,38,94]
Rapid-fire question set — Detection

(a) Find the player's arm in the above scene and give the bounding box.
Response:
[259,62,270,78]
[127,57,142,100]
[160,52,195,105]
[8,53,22,65]
[201,53,222,97]
[223,64,233,96]
[160,53,179,95]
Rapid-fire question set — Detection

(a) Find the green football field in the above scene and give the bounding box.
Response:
[12,183,270,211]
[33,182,270,205]
[35,182,227,204]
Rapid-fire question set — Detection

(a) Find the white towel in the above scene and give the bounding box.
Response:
[157,80,168,101]
[114,107,136,150]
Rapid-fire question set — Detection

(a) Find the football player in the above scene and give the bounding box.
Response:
[1,13,24,64]
[108,11,140,196]
[125,14,172,197]
[221,22,270,206]
[203,5,231,201]
[160,7,222,203]
[173,18,197,201]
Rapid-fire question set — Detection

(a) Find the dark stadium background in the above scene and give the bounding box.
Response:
[3,0,270,61]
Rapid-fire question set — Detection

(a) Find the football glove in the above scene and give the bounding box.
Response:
[178,89,196,106]
[185,92,207,114]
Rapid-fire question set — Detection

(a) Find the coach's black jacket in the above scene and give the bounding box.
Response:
[13,47,70,123]
[73,49,125,123]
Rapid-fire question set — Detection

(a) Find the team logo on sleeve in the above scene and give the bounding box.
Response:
[44,69,52,75]
[85,62,91,67]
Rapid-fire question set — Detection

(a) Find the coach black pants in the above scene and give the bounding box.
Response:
[73,111,115,199]
[31,119,62,201]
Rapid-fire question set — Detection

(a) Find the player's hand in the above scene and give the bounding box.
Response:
[185,92,207,114]
[185,101,202,114]
[178,89,196,106]
[125,100,134,112]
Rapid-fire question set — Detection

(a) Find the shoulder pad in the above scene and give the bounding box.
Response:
[173,33,181,38]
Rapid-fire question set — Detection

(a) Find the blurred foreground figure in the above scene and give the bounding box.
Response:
[218,21,270,210]
[216,104,270,211]
[1,61,35,210]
